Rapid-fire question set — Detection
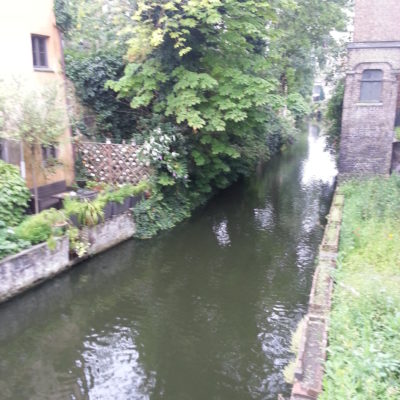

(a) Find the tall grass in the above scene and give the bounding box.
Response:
[321,176,400,400]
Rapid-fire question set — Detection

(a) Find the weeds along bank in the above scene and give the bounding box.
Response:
[321,177,400,399]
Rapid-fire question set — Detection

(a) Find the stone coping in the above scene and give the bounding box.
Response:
[348,41,400,49]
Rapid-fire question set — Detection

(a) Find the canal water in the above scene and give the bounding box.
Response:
[0,125,336,400]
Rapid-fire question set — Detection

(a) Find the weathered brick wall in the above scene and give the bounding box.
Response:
[354,0,400,42]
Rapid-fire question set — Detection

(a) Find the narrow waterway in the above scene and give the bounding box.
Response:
[0,125,336,400]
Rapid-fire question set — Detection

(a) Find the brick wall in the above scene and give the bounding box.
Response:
[339,56,397,179]
[338,0,400,179]
[354,0,400,42]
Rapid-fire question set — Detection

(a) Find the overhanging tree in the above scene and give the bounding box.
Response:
[0,84,66,214]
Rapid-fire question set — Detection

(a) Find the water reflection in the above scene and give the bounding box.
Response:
[78,326,156,399]
[0,124,336,400]
[212,219,231,247]
[301,125,337,187]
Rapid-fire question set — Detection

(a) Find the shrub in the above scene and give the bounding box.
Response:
[0,160,30,226]
[63,197,104,227]
[104,181,150,204]
[15,209,67,245]
[0,221,30,260]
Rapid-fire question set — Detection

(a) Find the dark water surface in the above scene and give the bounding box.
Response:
[0,125,336,400]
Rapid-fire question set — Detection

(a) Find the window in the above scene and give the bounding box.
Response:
[360,69,383,102]
[31,35,48,68]
[41,145,57,163]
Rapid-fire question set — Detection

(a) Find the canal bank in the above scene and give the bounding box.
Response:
[0,125,337,400]
[321,177,400,399]
[289,189,344,400]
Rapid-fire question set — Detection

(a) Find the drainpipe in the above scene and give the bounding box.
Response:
[19,141,26,179]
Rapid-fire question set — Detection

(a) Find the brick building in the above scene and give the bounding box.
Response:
[339,0,400,178]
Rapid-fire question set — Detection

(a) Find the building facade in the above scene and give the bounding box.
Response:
[0,0,74,188]
[339,0,400,178]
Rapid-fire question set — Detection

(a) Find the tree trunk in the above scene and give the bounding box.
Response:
[30,145,39,214]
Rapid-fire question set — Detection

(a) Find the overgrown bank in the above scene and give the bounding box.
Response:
[321,177,400,399]
[55,0,350,238]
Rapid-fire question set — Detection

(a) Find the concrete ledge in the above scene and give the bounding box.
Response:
[0,237,70,303]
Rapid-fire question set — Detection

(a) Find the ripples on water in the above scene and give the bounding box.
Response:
[0,125,336,400]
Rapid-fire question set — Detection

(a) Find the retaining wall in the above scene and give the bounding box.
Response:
[0,212,136,304]
[290,190,344,400]
[0,237,70,303]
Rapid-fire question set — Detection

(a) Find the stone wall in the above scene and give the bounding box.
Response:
[0,237,70,303]
[0,213,136,304]
[85,213,136,256]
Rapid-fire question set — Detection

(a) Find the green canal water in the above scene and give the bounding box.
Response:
[0,125,336,400]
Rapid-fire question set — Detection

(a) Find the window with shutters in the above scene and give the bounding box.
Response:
[31,35,48,69]
[360,69,383,102]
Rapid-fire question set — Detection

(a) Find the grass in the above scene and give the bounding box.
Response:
[321,176,400,400]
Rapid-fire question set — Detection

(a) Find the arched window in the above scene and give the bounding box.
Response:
[360,69,383,102]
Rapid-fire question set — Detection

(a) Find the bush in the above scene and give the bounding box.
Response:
[15,209,66,245]
[0,221,30,260]
[0,160,30,226]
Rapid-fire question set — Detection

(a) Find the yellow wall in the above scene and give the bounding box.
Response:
[0,0,74,188]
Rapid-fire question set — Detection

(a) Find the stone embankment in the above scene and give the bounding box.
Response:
[0,212,136,304]
[289,190,344,400]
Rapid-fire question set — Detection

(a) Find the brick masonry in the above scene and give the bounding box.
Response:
[339,0,400,179]
[353,0,400,42]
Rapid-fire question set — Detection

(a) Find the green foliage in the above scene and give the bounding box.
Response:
[54,0,73,35]
[395,127,400,142]
[132,189,192,239]
[67,226,89,257]
[64,197,104,227]
[0,221,30,260]
[59,0,137,140]
[287,93,311,120]
[0,160,30,226]
[65,50,137,141]
[325,78,345,149]
[66,0,349,238]
[0,83,66,147]
[322,177,400,399]
[105,181,149,203]
[0,83,67,213]
[15,209,67,245]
